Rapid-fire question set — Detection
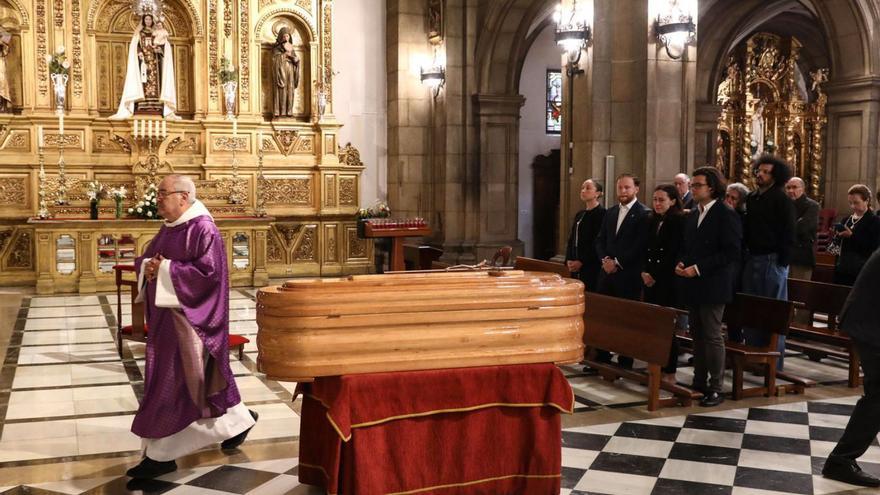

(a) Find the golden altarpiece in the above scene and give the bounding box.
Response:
[0,0,372,294]
[715,32,828,201]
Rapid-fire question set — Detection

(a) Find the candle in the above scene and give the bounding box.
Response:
[232,119,238,136]
[133,119,139,138]
[162,120,167,137]
[38,126,44,148]
[59,114,64,135]
[149,120,154,138]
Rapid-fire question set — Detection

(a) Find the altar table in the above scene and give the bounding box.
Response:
[294,363,573,495]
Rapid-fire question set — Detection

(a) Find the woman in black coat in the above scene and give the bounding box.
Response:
[565,179,606,292]
[834,184,880,286]
[641,184,686,383]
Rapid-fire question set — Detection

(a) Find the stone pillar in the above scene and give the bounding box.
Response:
[695,102,722,168]
[824,77,880,212]
[473,94,525,262]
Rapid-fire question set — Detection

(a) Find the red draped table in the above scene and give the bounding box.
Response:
[293,363,573,495]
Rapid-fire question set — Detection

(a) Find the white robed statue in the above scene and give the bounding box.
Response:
[110,14,179,120]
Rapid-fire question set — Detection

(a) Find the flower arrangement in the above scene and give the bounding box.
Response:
[356,201,391,220]
[85,180,105,202]
[46,46,70,76]
[218,57,237,84]
[109,186,127,219]
[129,183,160,219]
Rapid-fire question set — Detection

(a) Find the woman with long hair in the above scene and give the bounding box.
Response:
[834,184,880,286]
[642,183,686,383]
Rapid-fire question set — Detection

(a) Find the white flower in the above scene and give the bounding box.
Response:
[136,207,143,213]
[56,45,65,54]
[137,201,144,207]
[45,54,53,63]
[61,60,70,69]
[146,211,153,217]
[128,208,134,213]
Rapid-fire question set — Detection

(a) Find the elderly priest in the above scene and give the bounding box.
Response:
[126,175,257,479]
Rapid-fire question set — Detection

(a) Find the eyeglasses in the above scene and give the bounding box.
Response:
[157,190,187,199]
[690,183,708,189]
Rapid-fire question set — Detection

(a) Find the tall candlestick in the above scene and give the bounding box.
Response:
[38,126,44,148]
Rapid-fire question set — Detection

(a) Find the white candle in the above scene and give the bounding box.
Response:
[38,126,44,147]
[133,119,139,138]
[233,119,238,136]
[149,120,155,138]
[162,120,167,137]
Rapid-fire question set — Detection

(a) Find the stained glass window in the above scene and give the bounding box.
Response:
[546,70,562,134]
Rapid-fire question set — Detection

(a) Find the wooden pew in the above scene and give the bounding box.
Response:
[786,278,860,387]
[583,292,702,411]
[811,263,836,284]
[513,256,572,278]
[404,244,443,270]
[723,293,799,399]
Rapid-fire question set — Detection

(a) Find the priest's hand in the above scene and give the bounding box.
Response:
[145,254,164,282]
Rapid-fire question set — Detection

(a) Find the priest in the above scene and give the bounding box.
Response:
[126,174,257,479]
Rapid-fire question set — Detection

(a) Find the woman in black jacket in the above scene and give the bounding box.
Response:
[834,184,880,286]
[565,179,606,292]
[641,184,686,383]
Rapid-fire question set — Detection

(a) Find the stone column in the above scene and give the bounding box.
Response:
[472,94,525,262]
[824,77,880,212]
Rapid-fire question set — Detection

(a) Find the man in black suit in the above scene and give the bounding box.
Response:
[675,173,695,211]
[822,248,880,487]
[785,177,820,281]
[593,173,648,368]
[676,167,742,407]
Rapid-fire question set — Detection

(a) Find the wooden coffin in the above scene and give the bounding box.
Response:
[256,270,585,381]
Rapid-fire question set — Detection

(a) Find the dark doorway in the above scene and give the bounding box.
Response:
[532,149,561,260]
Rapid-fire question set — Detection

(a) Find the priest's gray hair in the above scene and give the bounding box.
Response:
[167,174,197,204]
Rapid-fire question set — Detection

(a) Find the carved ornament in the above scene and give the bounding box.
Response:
[239,0,250,101]
[337,142,363,167]
[166,135,198,154]
[339,177,357,206]
[44,134,82,149]
[3,132,28,150]
[8,230,33,269]
[212,136,249,152]
[72,0,83,98]
[0,178,26,206]
[263,178,311,205]
[348,231,367,259]
[36,0,48,96]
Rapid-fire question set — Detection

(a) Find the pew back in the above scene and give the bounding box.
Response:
[584,292,677,366]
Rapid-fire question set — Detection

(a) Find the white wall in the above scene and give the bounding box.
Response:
[518,23,561,257]
[333,0,388,208]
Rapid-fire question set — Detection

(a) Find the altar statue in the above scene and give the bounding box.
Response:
[271,27,300,118]
[0,33,11,112]
[750,100,765,155]
[110,14,179,120]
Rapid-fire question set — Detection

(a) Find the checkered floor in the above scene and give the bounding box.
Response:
[0,291,873,494]
[2,396,874,494]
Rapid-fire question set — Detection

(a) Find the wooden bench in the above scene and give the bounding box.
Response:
[403,244,443,270]
[513,256,572,278]
[786,278,860,387]
[112,265,250,360]
[677,293,808,399]
[583,292,702,411]
[812,263,836,284]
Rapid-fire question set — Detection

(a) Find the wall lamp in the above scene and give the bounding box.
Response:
[553,1,592,67]
[420,65,445,98]
[654,0,696,59]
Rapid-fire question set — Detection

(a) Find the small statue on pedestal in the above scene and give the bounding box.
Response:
[271,27,300,118]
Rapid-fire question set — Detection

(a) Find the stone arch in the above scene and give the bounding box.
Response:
[474,0,556,96]
[87,0,203,36]
[698,0,877,104]
[253,6,315,43]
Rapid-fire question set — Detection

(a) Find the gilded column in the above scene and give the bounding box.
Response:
[239,0,251,112]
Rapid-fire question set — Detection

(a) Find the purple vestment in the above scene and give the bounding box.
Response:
[132,214,241,439]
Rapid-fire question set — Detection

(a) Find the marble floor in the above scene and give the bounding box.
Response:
[0,288,874,494]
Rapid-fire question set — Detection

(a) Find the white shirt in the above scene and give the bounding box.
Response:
[616,197,639,234]
[697,199,717,228]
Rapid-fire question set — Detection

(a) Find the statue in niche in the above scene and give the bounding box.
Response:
[750,100,766,155]
[0,33,11,112]
[271,27,300,118]
[110,13,179,119]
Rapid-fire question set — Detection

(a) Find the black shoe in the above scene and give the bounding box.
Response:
[699,391,724,407]
[126,457,177,479]
[221,409,259,450]
[822,459,880,487]
[582,365,599,376]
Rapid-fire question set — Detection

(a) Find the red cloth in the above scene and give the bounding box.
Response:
[295,363,573,495]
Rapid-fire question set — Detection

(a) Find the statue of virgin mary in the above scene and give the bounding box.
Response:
[110,13,178,120]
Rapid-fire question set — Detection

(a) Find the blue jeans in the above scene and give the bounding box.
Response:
[741,253,789,370]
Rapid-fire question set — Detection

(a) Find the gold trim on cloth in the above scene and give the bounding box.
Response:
[387,473,562,495]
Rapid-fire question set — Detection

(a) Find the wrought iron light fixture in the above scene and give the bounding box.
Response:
[553,0,592,66]
[654,0,696,59]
